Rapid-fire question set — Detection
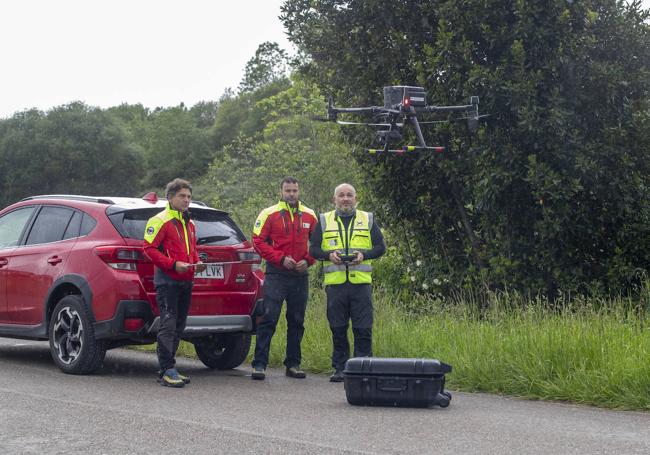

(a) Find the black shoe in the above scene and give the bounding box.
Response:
[251,366,266,380]
[329,370,344,382]
[157,368,185,388]
[285,366,306,379]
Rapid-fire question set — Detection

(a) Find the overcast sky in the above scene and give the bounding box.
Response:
[1,0,649,120]
[0,0,292,119]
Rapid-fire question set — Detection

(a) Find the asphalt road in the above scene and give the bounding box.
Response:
[0,337,649,455]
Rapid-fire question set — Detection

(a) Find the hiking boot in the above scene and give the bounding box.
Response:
[251,366,266,380]
[329,370,344,383]
[285,366,306,379]
[157,368,185,388]
[177,371,191,384]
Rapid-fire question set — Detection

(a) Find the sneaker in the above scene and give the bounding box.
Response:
[285,366,306,379]
[157,368,185,388]
[329,370,344,383]
[251,366,266,380]
[177,371,191,384]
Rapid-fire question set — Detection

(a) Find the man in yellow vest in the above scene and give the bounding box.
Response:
[309,183,386,382]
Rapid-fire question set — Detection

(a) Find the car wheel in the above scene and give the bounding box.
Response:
[193,333,251,370]
[48,295,106,375]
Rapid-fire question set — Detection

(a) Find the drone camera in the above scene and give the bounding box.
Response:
[377,129,402,145]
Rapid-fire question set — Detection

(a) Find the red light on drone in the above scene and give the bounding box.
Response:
[403,97,411,106]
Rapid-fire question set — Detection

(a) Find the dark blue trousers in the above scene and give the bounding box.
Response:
[252,273,309,369]
[155,281,193,373]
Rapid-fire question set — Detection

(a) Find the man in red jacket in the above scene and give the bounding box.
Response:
[143,178,205,388]
[251,176,317,380]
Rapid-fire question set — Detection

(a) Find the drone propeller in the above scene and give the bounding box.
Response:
[309,117,403,128]
[337,120,404,127]
[418,114,491,125]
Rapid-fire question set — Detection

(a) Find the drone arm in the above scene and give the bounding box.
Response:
[331,106,400,115]
[422,96,480,132]
[423,96,479,114]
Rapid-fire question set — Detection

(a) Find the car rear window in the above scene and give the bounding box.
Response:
[108,208,246,246]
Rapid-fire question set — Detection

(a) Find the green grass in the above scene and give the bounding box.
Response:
[138,287,650,410]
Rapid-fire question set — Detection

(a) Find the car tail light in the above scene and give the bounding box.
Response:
[124,318,145,331]
[94,246,147,271]
[238,250,262,271]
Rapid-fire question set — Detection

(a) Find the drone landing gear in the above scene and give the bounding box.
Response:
[365,145,445,155]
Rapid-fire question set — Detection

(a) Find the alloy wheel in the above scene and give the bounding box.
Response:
[52,306,84,364]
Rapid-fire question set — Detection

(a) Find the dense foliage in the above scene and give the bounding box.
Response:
[2,2,650,299]
[200,76,360,234]
[281,0,650,296]
[0,103,145,207]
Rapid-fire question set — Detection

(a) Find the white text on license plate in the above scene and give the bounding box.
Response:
[195,264,224,279]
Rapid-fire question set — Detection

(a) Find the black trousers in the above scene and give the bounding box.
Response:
[155,281,193,373]
[326,282,373,371]
[252,273,309,369]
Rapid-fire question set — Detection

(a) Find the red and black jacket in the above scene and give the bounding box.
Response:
[252,201,317,275]
[143,204,199,282]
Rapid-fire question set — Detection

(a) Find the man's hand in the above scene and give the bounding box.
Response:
[175,261,191,273]
[329,250,343,265]
[194,261,207,273]
[295,259,308,273]
[282,256,297,270]
[350,251,364,266]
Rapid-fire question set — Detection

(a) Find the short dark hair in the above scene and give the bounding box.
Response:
[280,176,299,189]
[165,178,192,199]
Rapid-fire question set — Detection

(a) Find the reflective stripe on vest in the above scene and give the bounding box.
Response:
[322,264,373,273]
[320,210,373,285]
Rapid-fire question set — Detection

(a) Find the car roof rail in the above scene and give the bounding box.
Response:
[21,195,115,204]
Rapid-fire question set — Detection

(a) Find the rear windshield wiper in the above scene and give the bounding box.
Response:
[197,235,230,245]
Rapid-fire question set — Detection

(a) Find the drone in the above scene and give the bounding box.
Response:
[317,86,481,154]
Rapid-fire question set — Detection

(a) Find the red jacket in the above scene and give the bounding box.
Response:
[143,204,199,282]
[252,201,317,274]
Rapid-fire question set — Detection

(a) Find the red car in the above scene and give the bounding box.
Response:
[0,193,263,374]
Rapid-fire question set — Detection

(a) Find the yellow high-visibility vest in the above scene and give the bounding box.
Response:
[320,210,373,284]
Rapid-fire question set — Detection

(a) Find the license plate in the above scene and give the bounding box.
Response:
[195,264,224,279]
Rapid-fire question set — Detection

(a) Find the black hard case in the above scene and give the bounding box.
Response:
[343,357,452,408]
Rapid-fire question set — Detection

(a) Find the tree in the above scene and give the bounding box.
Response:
[190,101,219,129]
[0,103,145,207]
[238,42,291,94]
[200,75,361,234]
[211,80,291,152]
[282,0,650,296]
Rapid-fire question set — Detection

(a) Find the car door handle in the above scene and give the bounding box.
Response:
[0,258,8,268]
[47,256,63,265]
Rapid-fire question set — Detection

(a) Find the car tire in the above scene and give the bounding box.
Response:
[48,295,106,375]
[193,333,251,370]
